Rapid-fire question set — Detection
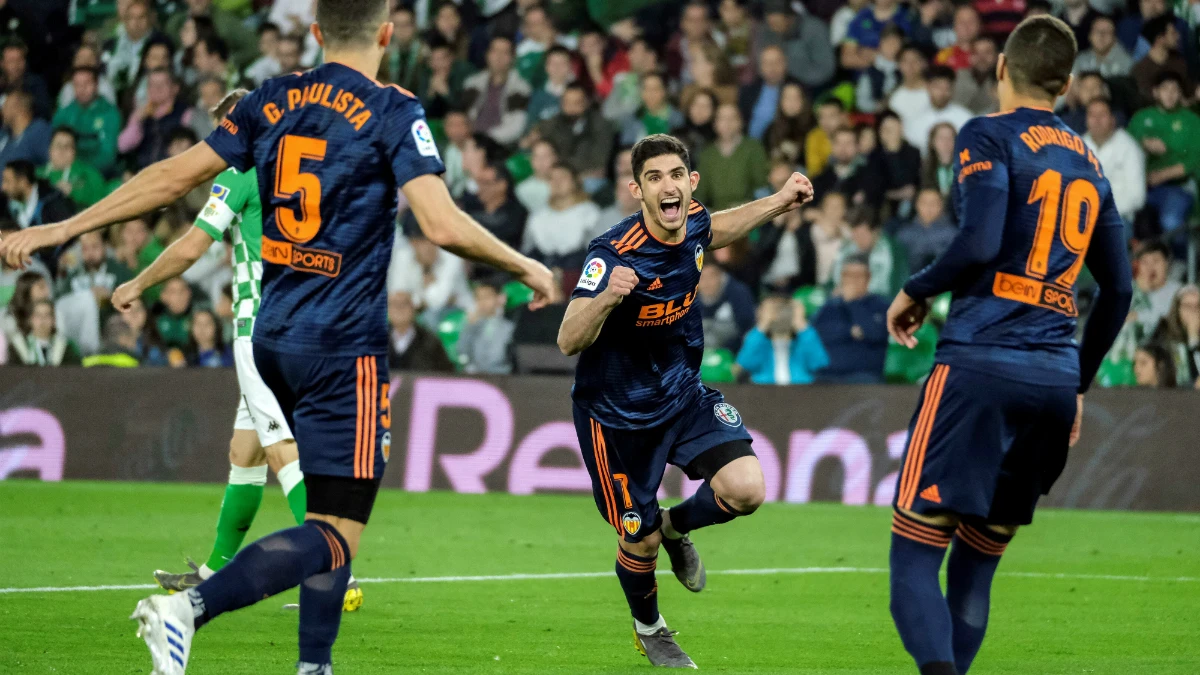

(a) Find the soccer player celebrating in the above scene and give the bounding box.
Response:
[558,134,813,669]
[109,90,362,612]
[884,16,1132,675]
[0,0,557,672]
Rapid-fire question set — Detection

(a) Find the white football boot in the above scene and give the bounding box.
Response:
[131,592,195,674]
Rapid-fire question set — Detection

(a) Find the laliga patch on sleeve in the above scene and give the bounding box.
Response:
[576,258,607,291]
[210,183,230,201]
[411,119,441,159]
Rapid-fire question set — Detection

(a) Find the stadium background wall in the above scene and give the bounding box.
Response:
[3,370,1196,511]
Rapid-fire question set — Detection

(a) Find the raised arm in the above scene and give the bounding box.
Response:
[0,142,228,268]
[709,171,814,249]
[403,174,557,308]
[111,226,215,310]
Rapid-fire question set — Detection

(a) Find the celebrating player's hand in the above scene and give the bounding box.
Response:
[774,172,815,212]
[519,260,560,310]
[603,266,639,303]
[0,222,71,269]
[1069,394,1084,447]
[111,280,145,313]
[886,289,928,349]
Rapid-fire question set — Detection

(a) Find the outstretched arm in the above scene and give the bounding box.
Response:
[111,227,215,310]
[0,143,228,268]
[709,172,814,249]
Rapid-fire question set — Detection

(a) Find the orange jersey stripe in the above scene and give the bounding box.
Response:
[897,366,942,506]
[617,549,656,572]
[892,513,952,541]
[613,223,642,249]
[354,357,366,480]
[899,365,949,508]
[592,420,620,532]
[957,525,1007,555]
[902,365,949,508]
[618,233,649,254]
[891,524,951,548]
[891,517,952,547]
[366,358,377,480]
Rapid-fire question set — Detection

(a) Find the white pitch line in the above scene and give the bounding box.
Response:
[1,567,1195,595]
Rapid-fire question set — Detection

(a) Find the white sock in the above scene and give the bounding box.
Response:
[635,614,667,635]
[277,460,304,495]
[228,463,268,486]
[197,563,215,580]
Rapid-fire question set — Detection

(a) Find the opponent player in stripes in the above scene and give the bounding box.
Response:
[884,16,1132,675]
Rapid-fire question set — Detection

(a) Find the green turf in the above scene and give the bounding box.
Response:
[1,481,1198,674]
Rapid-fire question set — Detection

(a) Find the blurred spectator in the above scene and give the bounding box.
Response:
[974,0,1026,41]
[1074,16,1133,79]
[842,0,916,72]
[458,131,505,199]
[1084,98,1146,230]
[736,294,828,385]
[113,217,155,273]
[1059,0,1100,52]
[620,73,683,146]
[935,5,981,71]
[811,191,851,286]
[889,45,932,133]
[58,229,133,319]
[424,1,470,63]
[805,98,847,177]
[83,314,141,368]
[1117,0,1196,71]
[577,30,619,100]
[190,36,237,93]
[0,91,52,167]
[536,83,615,187]
[379,7,420,92]
[863,111,921,218]
[275,35,305,78]
[515,139,556,212]
[1059,71,1119,134]
[755,162,816,293]
[1129,73,1200,247]
[739,45,792,141]
[718,0,759,82]
[758,0,835,90]
[458,281,515,374]
[811,127,868,206]
[527,45,575,128]
[1151,284,1200,386]
[515,4,563,89]
[118,69,192,170]
[244,22,283,87]
[698,261,757,352]
[120,296,168,366]
[128,37,176,112]
[386,290,454,372]
[440,110,473,198]
[463,36,530,147]
[188,76,228,140]
[1,42,52,120]
[953,36,999,115]
[52,67,122,175]
[39,128,107,208]
[598,148,640,226]
[674,88,718,156]
[3,271,52,340]
[0,229,52,307]
[694,103,768,211]
[920,122,957,201]
[667,2,725,84]
[523,163,600,269]
[154,276,194,352]
[831,0,870,45]
[831,206,906,297]
[463,162,527,251]
[680,41,739,108]
[185,308,232,367]
[416,38,471,120]
[101,0,166,95]
[812,254,890,383]
[1134,342,1176,387]
[4,159,75,231]
[166,0,256,66]
[1129,240,1181,335]
[388,233,474,317]
[856,25,904,114]
[603,37,660,123]
[895,187,957,272]
[6,298,81,366]
[762,82,812,166]
[1131,16,1192,102]
[907,66,971,154]
[56,46,118,110]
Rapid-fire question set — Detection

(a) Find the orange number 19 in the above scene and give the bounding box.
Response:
[1025,168,1099,288]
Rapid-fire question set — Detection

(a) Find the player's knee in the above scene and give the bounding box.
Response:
[622,530,661,558]
[263,439,299,474]
[712,461,766,515]
[229,430,266,467]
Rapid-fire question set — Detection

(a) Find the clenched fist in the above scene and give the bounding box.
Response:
[603,266,639,302]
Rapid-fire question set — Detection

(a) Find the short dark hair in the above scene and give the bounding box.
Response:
[1154,69,1185,90]
[1025,0,1053,13]
[880,24,906,42]
[1141,14,1174,43]
[1003,15,1077,99]
[847,206,877,228]
[257,21,281,37]
[631,134,691,184]
[51,126,79,144]
[817,97,845,111]
[4,160,36,183]
[488,34,515,52]
[483,161,512,186]
[563,81,592,99]
[1135,239,1171,261]
[545,44,573,62]
[315,0,390,47]
[927,64,956,84]
[211,88,249,125]
[198,35,230,62]
[168,127,198,146]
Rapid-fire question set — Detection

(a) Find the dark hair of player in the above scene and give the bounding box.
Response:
[1140,14,1174,43]
[210,88,250,126]
[315,0,391,48]
[630,134,691,185]
[1002,15,1078,100]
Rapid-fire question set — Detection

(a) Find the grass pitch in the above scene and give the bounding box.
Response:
[1,481,1198,674]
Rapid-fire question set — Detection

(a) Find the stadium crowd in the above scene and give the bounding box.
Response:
[1,0,1198,387]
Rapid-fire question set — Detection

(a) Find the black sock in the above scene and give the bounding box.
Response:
[189,520,348,629]
[667,482,739,535]
[920,662,959,675]
[947,523,1011,674]
[299,562,352,665]
[889,510,955,672]
[615,547,659,626]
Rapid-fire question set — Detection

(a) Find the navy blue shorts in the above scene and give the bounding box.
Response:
[253,345,391,480]
[573,386,753,542]
[893,363,1075,525]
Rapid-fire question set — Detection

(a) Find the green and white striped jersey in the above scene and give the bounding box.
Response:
[194,167,262,339]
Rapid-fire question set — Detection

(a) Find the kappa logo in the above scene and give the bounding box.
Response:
[622,511,642,536]
[267,420,280,432]
[714,402,741,427]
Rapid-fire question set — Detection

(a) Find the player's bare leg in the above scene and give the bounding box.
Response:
[662,452,765,592]
[617,531,697,669]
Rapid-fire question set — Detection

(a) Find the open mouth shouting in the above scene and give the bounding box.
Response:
[660,196,683,221]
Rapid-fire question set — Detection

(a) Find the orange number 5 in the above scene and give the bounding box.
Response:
[613,473,633,509]
[1025,169,1099,288]
[380,383,391,429]
[274,134,327,244]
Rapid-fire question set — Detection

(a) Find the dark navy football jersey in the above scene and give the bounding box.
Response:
[904,107,1128,388]
[205,63,445,356]
[571,200,713,430]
